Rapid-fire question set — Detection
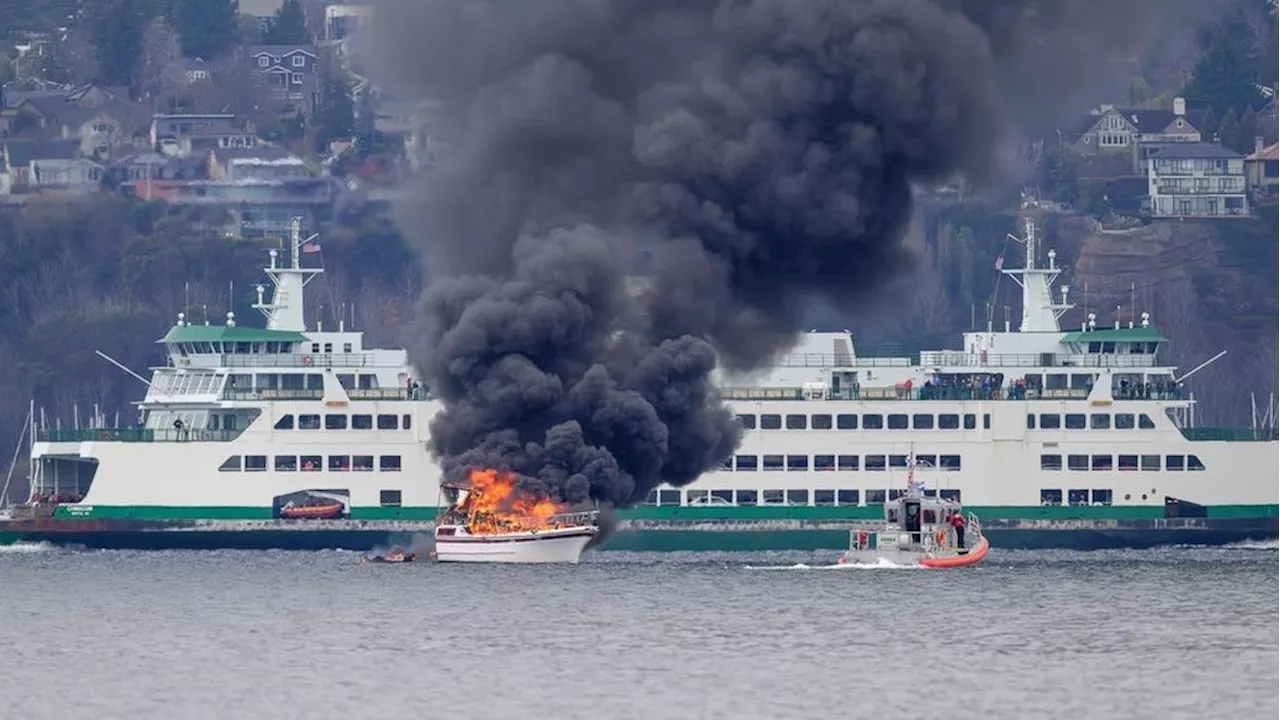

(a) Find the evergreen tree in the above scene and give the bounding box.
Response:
[1237,106,1260,152]
[1182,5,1263,117]
[1216,107,1241,150]
[81,0,152,88]
[315,74,355,153]
[170,0,238,59]
[262,0,308,45]
[1197,107,1217,143]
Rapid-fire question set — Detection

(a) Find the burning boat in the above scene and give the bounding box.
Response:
[433,469,600,564]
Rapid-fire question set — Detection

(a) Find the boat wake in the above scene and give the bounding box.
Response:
[1172,538,1280,551]
[0,541,56,554]
[745,557,922,570]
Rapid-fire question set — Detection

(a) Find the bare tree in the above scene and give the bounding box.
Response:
[136,18,186,113]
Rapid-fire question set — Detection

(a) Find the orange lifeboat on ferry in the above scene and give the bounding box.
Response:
[280,502,344,520]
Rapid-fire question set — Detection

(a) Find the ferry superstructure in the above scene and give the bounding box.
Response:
[1,217,1275,551]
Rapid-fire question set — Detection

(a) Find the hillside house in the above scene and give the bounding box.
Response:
[1244,138,1278,204]
[183,58,213,85]
[0,139,102,194]
[151,113,237,153]
[1146,142,1249,219]
[246,45,319,106]
[1065,97,1205,175]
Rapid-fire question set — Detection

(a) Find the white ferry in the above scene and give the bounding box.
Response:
[1,217,1275,551]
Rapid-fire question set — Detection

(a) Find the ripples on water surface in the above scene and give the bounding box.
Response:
[1,542,1276,720]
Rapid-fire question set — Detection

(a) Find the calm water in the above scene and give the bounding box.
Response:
[1,542,1276,720]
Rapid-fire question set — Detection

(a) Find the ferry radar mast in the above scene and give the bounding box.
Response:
[252,217,323,332]
[1002,216,1074,332]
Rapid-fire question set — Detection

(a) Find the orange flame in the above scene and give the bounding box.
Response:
[456,468,568,535]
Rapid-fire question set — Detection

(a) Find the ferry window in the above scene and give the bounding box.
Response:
[718,456,732,471]
[245,455,267,472]
[351,414,372,430]
[323,343,333,354]
[736,489,757,505]
[1091,489,1113,505]
[814,490,836,506]
[325,414,348,430]
[915,454,937,468]
[760,414,782,430]
[735,455,758,471]
[889,455,908,468]
[786,414,807,430]
[1039,414,1061,429]
[762,490,785,504]
[380,456,402,472]
[814,455,835,471]
[1166,455,1185,471]
[736,414,756,429]
[273,414,294,430]
[938,414,959,429]
[1064,413,1086,429]
[353,455,374,471]
[1138,414,1156,429]
[863,414,884,430]
[837,489,859,506]
[711,490,734,504]
[983,414,991,429]
[1040,489,1063,506]
[1067,454,1088,471]
[1140,455,1160,471]
[379,490,402,507]
[219,456,241,472]
[376,414,398,430]
[811,414,833,430]
[786,489,809,505]
[298,414,321,430]
[1041,454,1062,471]
[866,489,887,505]
[1068,489,1089,506]
[939,489,961,503]
[939,455,961,471]
[1090,414,1111,430]
[888,489,904,502]
[306,374,323,390]
[1091,455,1113,471]
[343,342,353,353]
[1115,413,1135,429]
[311,343,320,354]
[837,455,858,470]
[762,454,784,471]
[887,414,908,429]
[836,413,857,429]
[1118,455,1138,471]
[300,456,321,471]
[1026,414,1036,429]
[275,455,297,472]
[1188,455,1205,471]
[865,455,887,471]
[329,455,350,472]
[963,414,976,430]
[913,414,934,430]
[402,415,412,429]
[644,490,659,506]
[658,489,681,505]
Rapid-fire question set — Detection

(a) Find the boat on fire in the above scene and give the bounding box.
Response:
[433,476,600,564]
[838,459,990,568]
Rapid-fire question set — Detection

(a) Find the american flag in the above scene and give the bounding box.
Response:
[301,241,322,254]
[995,254,1004,270]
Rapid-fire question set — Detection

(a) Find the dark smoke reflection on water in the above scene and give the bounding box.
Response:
[357,0,1101,510]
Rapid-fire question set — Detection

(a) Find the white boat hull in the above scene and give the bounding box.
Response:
[433,526,597,564]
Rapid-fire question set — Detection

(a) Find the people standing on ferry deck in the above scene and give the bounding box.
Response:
[949,511,966,550]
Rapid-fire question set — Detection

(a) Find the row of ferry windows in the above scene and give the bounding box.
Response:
[643,488,963,507]
[1042,489,1121,506]
[720,454,962,472]
[218,455,402,472]
[737,413,991,431]
[1028,413,1156,430]
[1040,454,1206,471]
[272,413,411,431]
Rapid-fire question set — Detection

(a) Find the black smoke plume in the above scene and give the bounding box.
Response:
[359,0,1064,509]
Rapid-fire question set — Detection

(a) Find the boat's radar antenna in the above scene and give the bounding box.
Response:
[1047,248,1056,270]
[1060,285,1070,304]
[256,284,266,305]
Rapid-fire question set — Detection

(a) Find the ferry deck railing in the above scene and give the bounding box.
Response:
[721,386,1188,402]
[37,428,240,443]
[772,352,1164,369]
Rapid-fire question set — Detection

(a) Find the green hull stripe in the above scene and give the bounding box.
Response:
[48,503,1279,522]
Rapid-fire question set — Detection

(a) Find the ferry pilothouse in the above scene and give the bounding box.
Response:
[0,216,1275,551]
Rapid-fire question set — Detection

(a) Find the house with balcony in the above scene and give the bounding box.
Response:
[1244,137,1278,204]
[246,45,319,108]
[1064,97,1206,175]
[1146,142,1249,219]
[151,113,238,153]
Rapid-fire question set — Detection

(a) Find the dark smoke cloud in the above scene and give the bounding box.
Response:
[358,0,1110,509]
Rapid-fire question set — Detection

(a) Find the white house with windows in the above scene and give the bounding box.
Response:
[1146,142,1249,218]
[1066,97,1206,174]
